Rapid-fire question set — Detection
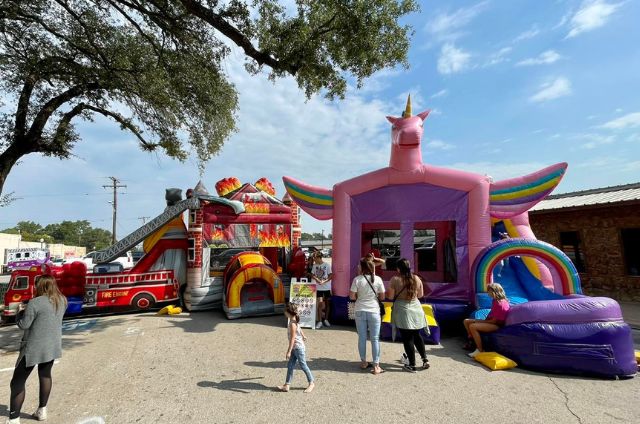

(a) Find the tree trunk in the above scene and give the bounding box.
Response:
[0,138,33,199]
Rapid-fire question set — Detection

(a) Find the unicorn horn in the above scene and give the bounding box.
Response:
[402,94,412,118]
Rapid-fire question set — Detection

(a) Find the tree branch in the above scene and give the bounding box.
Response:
[177,0,294,73]
[52,102,155,150]
[25,83,101,144]
[14,72,37,140]
[80,104,156,150]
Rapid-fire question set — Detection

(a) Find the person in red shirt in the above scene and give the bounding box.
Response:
[464,283,510,358]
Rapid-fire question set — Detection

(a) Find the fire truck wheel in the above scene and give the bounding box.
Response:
[132,293,155,310]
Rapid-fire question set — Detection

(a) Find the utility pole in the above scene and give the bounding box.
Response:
[138,216,151,225]
[103,177,127,244]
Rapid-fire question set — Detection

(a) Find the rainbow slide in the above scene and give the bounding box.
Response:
[222,252,285,319]
[471,234,637,378]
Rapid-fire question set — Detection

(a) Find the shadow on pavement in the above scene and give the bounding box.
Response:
[0,317,131,354]
[157,311,288,334]
[197,377,273,393]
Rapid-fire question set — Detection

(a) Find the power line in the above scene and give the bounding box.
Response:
[103,177,127,244]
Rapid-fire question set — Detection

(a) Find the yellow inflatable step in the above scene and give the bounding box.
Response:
[157,305,182,315]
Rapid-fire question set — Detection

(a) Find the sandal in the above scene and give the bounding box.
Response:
[371,366,385,375]
[360,362,372,370]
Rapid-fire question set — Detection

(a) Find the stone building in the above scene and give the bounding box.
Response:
[529,182,640,302]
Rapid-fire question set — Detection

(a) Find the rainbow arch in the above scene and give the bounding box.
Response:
[472,238,582,296]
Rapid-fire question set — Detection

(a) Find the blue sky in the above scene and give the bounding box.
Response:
[2,0,639,240]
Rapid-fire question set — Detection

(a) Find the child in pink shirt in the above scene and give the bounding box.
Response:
[463,283,510,357]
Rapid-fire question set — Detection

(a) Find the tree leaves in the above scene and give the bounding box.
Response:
[0,0,417,196]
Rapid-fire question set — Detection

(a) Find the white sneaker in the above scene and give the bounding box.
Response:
[468,349,481,358]
[33,406,47,421]
[323,319,331,327]
[315,321,323,329]
[401,353,409,365]
[5,417,20,424]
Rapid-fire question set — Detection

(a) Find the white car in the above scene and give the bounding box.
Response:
[82,251,134,270]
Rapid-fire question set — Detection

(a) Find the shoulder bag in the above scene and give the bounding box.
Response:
[364,274,387,317]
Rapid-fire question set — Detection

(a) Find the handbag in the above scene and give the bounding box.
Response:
[390,285,406,319]
[347,300,357,320]
[364,274,386,317]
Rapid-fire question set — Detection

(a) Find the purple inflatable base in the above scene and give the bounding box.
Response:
[330,296,470,327]
[484,321,637,379]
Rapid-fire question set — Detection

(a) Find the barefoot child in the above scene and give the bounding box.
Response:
[464,283,510,357]
[278,304,315,393]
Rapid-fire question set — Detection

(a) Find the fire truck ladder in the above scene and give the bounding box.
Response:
[93,195,244,265]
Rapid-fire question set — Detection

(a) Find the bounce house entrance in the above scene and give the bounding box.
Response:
[240,280,274,315]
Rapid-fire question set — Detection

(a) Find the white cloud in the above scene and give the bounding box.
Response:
[529,77,572,102]
[516,50,562,66]
[425,1,489,42]
[358,67,403,93]
[426,139,455,150]
[430,89,448,99]
[577,133,615,149]
[566,0,622,38]
[513,26,541,43]
[2,49,410,236]
[437,43,472,74]
[600,112,640,129]
[484,47,512,67]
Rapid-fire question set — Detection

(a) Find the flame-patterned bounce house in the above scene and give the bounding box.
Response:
[283,96,637,378]
[184,178,296,319]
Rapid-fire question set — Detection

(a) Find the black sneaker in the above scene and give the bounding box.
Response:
[422,358,430,370]
[402,364,417,373]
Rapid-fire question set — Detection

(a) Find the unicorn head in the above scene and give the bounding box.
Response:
[386,95,430,171]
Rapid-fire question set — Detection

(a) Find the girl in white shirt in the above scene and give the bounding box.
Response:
[350,258,386,375]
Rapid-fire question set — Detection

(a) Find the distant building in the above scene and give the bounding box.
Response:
[529,183,640,302]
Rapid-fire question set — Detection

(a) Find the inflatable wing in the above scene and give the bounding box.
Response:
[282,176,333,220]
[490,162,567,218]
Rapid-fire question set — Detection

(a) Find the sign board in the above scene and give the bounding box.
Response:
[289,278,317,329]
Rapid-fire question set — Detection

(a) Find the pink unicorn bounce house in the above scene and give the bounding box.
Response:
[283,97,637,378]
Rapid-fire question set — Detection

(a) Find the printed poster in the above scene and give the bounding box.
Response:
[289,279,317,329]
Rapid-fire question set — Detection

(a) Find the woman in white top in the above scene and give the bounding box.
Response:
[350,257,386,375]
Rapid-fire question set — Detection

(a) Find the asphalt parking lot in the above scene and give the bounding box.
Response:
[1,310,638,424]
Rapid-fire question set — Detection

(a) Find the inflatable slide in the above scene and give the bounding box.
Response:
[471,228,637,378]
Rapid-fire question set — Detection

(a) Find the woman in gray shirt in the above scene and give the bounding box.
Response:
[7,275,66,424]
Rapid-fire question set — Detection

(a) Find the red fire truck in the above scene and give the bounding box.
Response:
[2,261,179,321]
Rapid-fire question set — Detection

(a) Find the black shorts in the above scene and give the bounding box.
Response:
[317,290,331,299]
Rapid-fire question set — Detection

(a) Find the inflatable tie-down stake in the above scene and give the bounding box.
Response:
[222,252,285,319]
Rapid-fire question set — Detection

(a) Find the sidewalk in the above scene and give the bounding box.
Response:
[620,302,640,329]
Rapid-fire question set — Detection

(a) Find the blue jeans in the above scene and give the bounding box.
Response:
[285,347,314,384]
[355,311,381,364]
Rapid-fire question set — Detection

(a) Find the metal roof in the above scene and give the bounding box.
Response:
[530,182,640,212]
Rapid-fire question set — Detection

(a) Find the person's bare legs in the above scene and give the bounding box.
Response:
[468,322,500,352]
[316,298,325,325]
[463,318,480,337]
